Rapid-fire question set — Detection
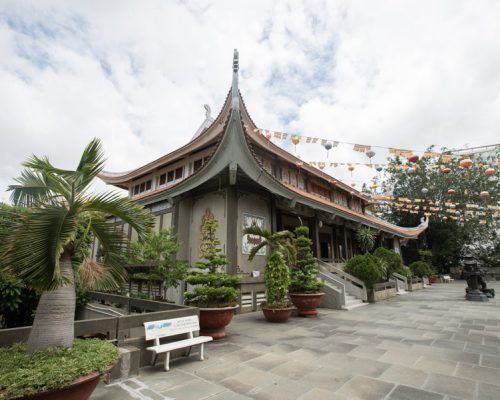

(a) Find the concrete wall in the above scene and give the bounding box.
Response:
[237,192,271,274]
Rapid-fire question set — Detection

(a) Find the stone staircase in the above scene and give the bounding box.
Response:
[343,293,368,310]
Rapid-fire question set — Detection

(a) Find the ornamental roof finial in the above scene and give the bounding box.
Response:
[232,49,239,111]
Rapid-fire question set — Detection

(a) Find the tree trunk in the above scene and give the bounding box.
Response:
[27,251,76,353]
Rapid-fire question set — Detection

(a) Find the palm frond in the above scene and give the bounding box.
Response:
[81,192,154,241]
[248,240,268,261]
[0,206,77,290]
[77,257,119,291]
[73,138,106,193]
[8,169,59,207]
[243,225,272,239]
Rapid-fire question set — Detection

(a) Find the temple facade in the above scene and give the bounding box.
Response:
[100,50,427,309]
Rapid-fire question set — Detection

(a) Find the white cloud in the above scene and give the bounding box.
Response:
[0,0,499,202]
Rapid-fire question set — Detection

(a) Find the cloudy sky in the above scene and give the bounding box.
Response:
[1,0,499,201]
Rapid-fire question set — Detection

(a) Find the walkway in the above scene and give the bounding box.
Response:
[91,281,500,400]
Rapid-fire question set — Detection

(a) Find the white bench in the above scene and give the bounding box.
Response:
[442,275,454,283]
[144,315,213,371]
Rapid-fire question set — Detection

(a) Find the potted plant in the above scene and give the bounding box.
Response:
[243,225,295,323]
[184,213,240,340]
[289,224,324,316]
[0,139,153,399]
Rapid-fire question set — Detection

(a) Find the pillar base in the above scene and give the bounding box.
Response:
[466,290,489,302]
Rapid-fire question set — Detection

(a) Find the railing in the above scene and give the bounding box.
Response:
[317,260,367,302]
[318,270,346,308]
[391,272,408,292]
[372,281,396,292]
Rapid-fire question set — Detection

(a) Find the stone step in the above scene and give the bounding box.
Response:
[342,301,369,311]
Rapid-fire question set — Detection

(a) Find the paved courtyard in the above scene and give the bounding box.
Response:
[92,281,500,400]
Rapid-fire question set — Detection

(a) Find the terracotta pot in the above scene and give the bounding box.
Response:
[21,371,101,400]
[289,292,325,317]
[199,305,238,340]
[261,306,294,323]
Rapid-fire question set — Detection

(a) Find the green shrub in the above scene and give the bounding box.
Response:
[185,216,239,307]
[290,225,323,293]
[409,261,434,278]
[264,252,291,308]
[355,226,377,253]
[372,247,403,281]
[344,254,384,289]
[0,339,120,399]
[394,266,413,279]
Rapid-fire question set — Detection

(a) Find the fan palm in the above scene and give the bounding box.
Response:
[243,225,295,263]
[0,138,154,353]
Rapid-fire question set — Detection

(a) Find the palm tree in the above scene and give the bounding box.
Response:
[243,226,295,262]
[0,138,154,353]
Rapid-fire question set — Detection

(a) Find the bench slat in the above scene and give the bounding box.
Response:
[146,336,213,353]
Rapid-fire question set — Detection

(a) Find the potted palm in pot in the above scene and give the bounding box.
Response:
[184,212,240,339]
[0,139,153,400]
[243,225,294,323]
[289,224,324,316]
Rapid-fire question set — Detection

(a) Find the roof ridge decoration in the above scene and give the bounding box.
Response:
[232,49,239,111]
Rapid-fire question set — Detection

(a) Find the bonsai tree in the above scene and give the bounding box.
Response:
[0,138,154,353]
[356,226,377,254]
[290,224,323,293]
[243,225,294,309]
[372,247,404,281]
[128,227,188,301]
[344,254,384,289]
[185,214,239,307]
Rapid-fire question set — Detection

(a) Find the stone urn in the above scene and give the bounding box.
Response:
[22,371,101,400]
[261,305,294,323]
[289,292,324,317]
[199,305,238,340]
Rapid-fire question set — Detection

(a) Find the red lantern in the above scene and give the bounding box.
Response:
[296,161,304,168]
[485,167,495,175]
[408,154,419,163]
[350,183,356,188]
[459,158,473,168]
[442,167,451,174]
[447,189,455,195]
[265,131,272,140]
[480,191,489,198]
[319,163,325,170]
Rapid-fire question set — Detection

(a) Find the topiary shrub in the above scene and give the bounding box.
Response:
[0,339,120,399]
[185,214,239,307]
[372,247,403,281]
[344,254,384,289]
[409,261,434,278]
[290,225,323,293]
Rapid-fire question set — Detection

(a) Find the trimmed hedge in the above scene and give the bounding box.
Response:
[372,247,403,281]
[409,261,434,278]
[344,254,384,289]
[0,339,120,399]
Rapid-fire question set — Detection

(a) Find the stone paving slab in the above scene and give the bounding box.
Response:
[91,281,500,400]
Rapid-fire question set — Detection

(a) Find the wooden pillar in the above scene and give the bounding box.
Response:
[310,217,320,258]
[343,226,349,260]
[270,196,277,233]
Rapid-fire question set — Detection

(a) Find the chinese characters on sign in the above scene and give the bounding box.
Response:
[242,213,266,256]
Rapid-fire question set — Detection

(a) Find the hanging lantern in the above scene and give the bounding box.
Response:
[459,158,473,168]
[324,141,333,158]
[347,165,355,177]
[422,188,429,194]
[448,189,456,195]
[485,167,496,175]
[366,150,376,166]
[371,183,378,189]
[408,154,419,163]
[319,162,325,170]
[350,183,356,188]
[480,191,489,198]
[291,135,300,152]
[442,167,452,174]
[296,161,304,168]
[375,166,383,172]
[265,131,272,140]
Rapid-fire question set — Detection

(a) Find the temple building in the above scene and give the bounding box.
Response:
[100,50,427,309]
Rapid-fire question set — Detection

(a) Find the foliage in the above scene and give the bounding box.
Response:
[344,254,384,289]
[128,227,188,301]
[244,225,294,308]
[418,250,433,265]
[355,226,377,254]
[289,224,323,293]
[75,287,90,309]
[0,138,154,351]
[409,261,435,278]
[372,247,403,281]
[0,339,120,399]
[480,242,500,269]
[394,266,413,279]
[371,150,499,273]
[185,216,239,307]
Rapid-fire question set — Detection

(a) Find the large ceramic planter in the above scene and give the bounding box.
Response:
[261,306,294,323]
[428,275,438,284]
[289,292,324,317]
[199,305,238,340]
[22,371,101,400]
